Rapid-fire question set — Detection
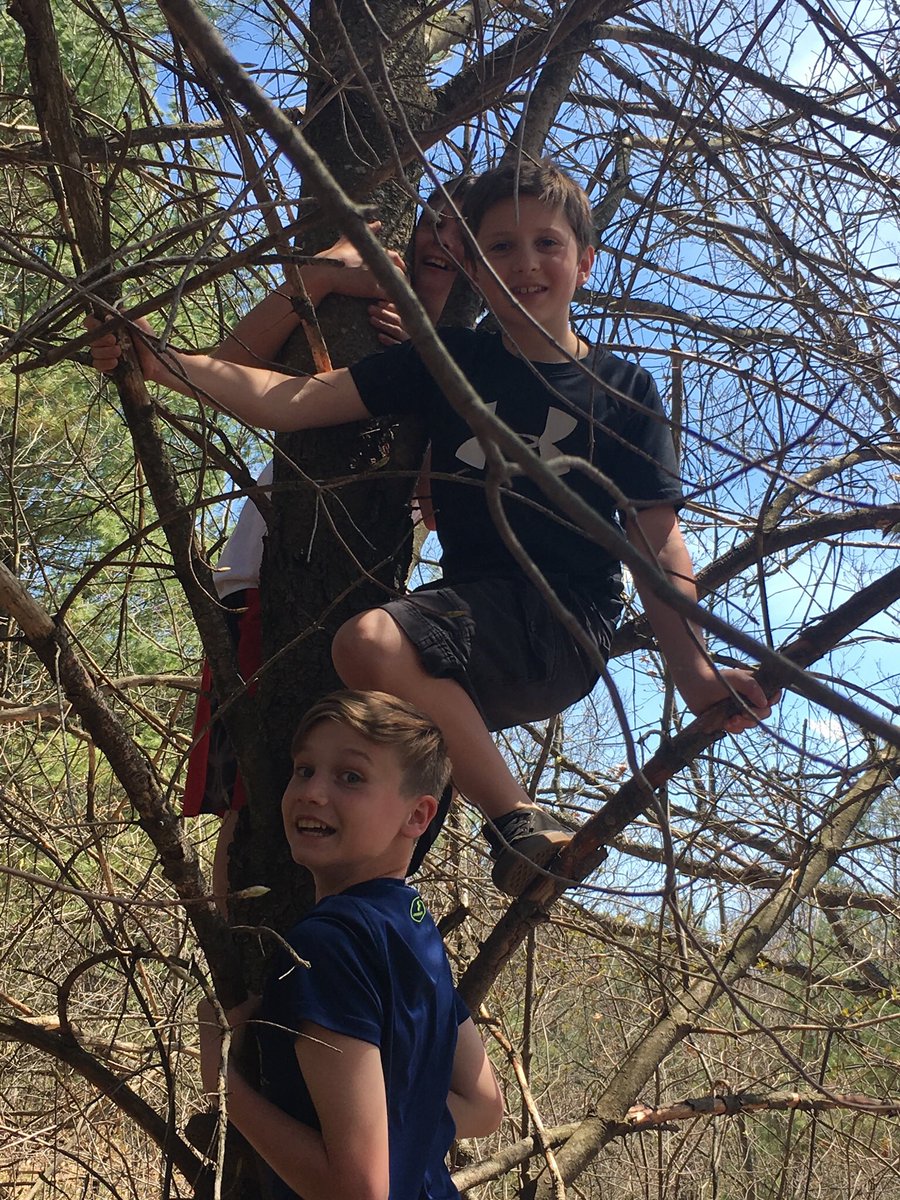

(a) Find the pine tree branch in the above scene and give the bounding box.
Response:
[527,748,900,1197]
[0,1011,208,1188]
[9,0,277,893]
[614,503,900,656]
[460,564,900,1010]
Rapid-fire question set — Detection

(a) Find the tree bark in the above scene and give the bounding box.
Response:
[243,1,436,943]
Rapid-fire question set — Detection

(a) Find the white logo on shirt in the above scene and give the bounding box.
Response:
[456,405,577,476]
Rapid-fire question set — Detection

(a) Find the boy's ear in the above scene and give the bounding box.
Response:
[576,243,595,287]
[402,794,439,840]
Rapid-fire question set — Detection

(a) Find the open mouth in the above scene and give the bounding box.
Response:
[512,285,546,296]
[293,818,336,837]
[422,255,453,271]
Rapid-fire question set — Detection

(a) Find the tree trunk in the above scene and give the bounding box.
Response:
[230,0,435,949]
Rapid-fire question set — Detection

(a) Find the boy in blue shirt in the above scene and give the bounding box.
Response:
[90,160,775,896]
[197,689,502,1200]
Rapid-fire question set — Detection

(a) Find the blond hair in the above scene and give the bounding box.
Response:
[291,690,451,799]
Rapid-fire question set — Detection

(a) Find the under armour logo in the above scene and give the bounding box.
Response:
[456,405,576,476]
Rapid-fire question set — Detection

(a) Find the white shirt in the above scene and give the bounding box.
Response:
[214,460,272,599]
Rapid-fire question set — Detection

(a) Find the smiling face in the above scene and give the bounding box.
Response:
[472,195,595,359]
[411,204,464,322]
[281,719,436,898]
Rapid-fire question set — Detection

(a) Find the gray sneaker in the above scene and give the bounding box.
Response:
[482,805,574,896]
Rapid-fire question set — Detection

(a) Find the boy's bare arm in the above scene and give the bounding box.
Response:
[87,316,370,432]
[212,288,310,368]
[624,506,776,734]
[292,1022,391,1200]
[198,1001,390,1200]
[214,225,405,367]
[447,1017,504,1138]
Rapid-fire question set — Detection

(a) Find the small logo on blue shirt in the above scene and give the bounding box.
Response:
[409,895,427,924]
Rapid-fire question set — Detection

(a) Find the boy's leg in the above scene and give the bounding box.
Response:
[334,607,530,817]
[332,603,579,894]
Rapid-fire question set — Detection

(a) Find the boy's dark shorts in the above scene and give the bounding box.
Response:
[381,575,619,731]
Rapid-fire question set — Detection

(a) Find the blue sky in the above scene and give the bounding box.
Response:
[175,3,900,819]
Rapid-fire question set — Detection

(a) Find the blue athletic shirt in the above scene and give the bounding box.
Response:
[257,877,468,1200]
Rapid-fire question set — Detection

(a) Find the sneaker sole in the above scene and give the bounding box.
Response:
[491,830,572,897]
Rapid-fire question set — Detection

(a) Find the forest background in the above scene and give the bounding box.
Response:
[2,0,900,1197]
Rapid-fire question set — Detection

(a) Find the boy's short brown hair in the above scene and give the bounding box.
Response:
[291,690,451,800]
[462,158,594,254]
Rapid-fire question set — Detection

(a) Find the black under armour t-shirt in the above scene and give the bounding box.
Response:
[350,328,685,597]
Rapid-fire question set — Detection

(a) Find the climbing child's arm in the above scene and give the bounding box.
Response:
[86,315,371,432]
[447,1016,504,1138]
[214,225,406,367]
[625,505,777,733]
[199,1000,390,1200]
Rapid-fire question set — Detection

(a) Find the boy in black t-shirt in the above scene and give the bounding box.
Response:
[89,162,776,896]
[197,690,502,1200]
